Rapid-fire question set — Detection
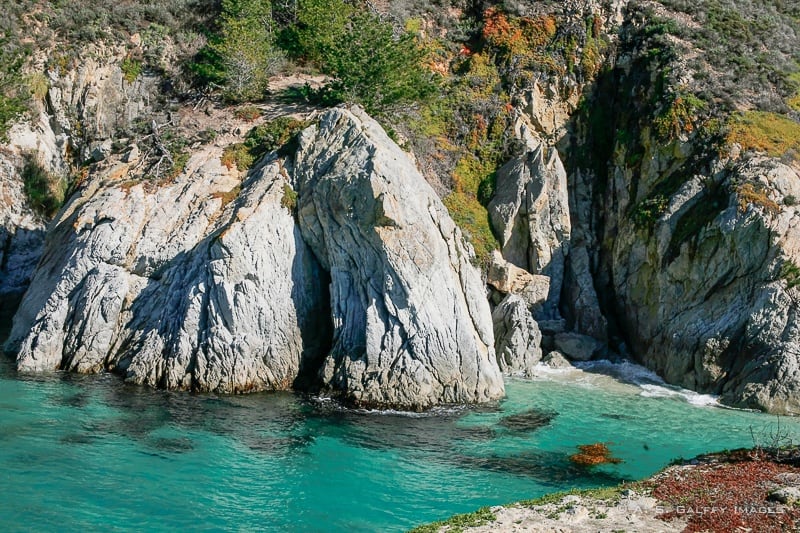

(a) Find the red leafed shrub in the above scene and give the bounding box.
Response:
[648,456,800,532]
[569,443,623,466]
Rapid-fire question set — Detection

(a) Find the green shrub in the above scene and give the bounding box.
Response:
[781,261,800,290]
[234,105,261,121]
[221,116,308,171]
[193,0,284,102]
[284,0,436,113]
[120,56,142,83]
[22,155,67,218]
[221,143,254,171]
[0,38,27,140]
[281,183,297,211]
[443,191,498,267]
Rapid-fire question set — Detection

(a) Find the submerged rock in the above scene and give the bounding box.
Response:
[498,408,557,432]
[294,107,504,409]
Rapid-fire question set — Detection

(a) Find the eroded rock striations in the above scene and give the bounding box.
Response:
[6,150,329,392]
[293,107,504,408]
[6,107,504,409]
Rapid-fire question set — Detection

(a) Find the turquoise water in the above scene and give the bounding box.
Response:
[2,356,799,532]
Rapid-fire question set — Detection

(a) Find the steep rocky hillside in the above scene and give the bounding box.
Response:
[1,0,799,412]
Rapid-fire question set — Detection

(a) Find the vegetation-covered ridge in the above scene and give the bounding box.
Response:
[2,0,799,266]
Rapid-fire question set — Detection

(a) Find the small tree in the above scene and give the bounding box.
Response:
[198,0,284,102]
[289,0,436,113]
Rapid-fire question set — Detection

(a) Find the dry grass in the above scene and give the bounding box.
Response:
[736,182,781,215]
[727,111,800,160]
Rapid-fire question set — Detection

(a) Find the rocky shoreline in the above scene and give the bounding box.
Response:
[412,447,800,533]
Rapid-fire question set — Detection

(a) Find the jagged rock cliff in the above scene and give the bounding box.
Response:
[7,149,330,392]
[5,107,504,409]
[293,108,503,408]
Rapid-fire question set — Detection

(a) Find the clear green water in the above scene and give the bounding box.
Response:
[2,356,799,532]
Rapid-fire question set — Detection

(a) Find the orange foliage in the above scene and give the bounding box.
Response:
[569,443,623,466]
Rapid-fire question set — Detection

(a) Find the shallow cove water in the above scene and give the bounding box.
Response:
[2,356,799,532]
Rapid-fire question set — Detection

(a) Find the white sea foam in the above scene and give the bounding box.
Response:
[531,358,723,408]
[639,383,720,406]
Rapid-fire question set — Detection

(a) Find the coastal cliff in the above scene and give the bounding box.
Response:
[0,0,799,412]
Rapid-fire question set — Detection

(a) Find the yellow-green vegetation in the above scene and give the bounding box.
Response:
[26,72,49,100]
[211,184,242,209]
[788,72,800,112]
[221,143,254,172]
[736,182,781,215]
[407,506,496,533]
[221,116,309,171]
[407,51,512,267]
[517,485,625,508]
[727,111,800,161]
[234,105,261,121]
[0,38,27,140]
[653,92,707,140]
[280,183,297,211]
[21,155,67,218]
[120,55,142,83]
[443,191,498,267]
[781,260,800,290]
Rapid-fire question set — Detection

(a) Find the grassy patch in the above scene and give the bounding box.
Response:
[727,111,800,161]
[407,506,495,533]
[211,184,241,210]
[443,191,498,268]
[780,260,800,290]
[120,55,142,83]
[234,105,261,122]
[517,485,625,508]
[221,143,253,172]
[281,183,297,212]
[21,155,67,218]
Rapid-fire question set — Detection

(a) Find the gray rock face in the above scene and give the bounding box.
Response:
[0,154,47,331]
[488,143,571,319]
[294,107,504,409]
[7,150,330,393]
[492,295,543,376]
[554,332,603,362]
[605,144,800,412]
[542,351,573,369]
[487,250,550,312]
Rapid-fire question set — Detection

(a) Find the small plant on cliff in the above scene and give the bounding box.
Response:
[780,261,800,290]
[221,116,308,171]
[21,154,67,218]
[0,38,27,140]
[120,55,142,83]
[280,183,297,212]
[736,182,781,215]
